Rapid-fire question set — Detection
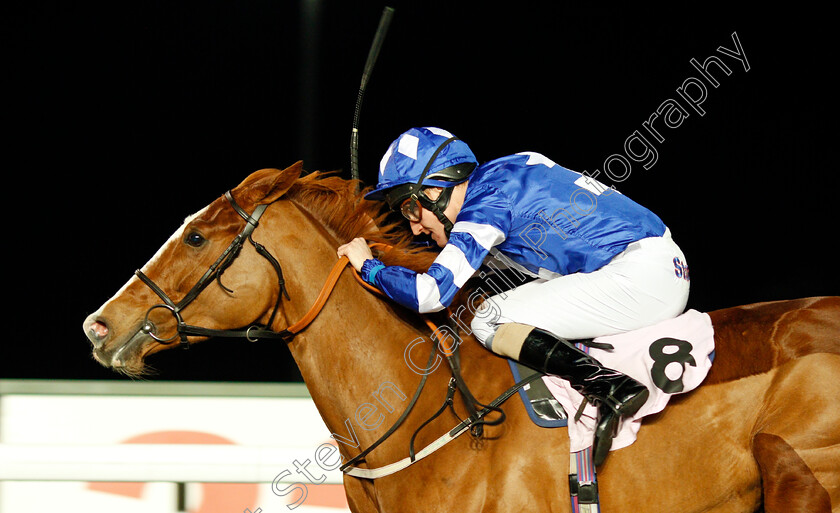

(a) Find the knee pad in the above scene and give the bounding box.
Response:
[491,322,535,360]
[470,314,496,349]
[470,295,503,348]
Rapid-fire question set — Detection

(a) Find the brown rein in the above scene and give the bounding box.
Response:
[286,243,440,338]
[136,187,422,345]
[283,254,354,336]
[264,240,535,478]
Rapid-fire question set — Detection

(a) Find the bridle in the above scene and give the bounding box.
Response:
[132,186,537,479]
[135,191,301,348]
[134,188,390,349]
[123,8,537,481]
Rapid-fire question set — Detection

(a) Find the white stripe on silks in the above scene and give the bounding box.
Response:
[426,127,454,138]
[489,248,539,279]
[415,273,444,313]
[398,134,419,160]
[435,244,477,288]
[538,267,562,280]
[451,221,506,250]
[379,144,394,175]
[515,151,557,168]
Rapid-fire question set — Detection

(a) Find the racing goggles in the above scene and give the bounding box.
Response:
[398,186,456,222]
[399,196,423,222]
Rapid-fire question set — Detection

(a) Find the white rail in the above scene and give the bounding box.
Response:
[0,444,345,483]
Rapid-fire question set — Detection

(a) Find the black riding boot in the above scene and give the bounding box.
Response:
[517,327,649,466]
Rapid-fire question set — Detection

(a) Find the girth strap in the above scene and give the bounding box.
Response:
[569,447,601,513]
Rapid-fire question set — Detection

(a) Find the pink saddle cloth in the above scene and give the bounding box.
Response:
[542,309,715,452]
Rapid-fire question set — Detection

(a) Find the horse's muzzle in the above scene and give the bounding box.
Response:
[83,313,109,350]
[83,313,150,370]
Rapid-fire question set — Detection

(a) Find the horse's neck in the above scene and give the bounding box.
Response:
[261,206,426,449]
[291,272,425,449]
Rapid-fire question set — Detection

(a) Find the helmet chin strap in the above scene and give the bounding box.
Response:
[419,185,455,238]
[403,135,461,239]
[439,211,455,239]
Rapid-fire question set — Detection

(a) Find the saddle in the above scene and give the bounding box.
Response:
[509,360,569,427]
[462,310,715,513]
[342,263,714,513]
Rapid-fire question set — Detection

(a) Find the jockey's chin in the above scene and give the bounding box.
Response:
[424,219,449,247]
[432,230,448,248]
[409,218,448,248]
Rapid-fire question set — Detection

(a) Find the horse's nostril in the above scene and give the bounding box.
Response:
[84,316,110,347]
[91,321,109,339]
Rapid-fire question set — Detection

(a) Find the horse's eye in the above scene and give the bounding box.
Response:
[185,231,206,248]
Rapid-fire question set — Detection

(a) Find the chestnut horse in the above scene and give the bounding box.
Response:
[83,163,840,512]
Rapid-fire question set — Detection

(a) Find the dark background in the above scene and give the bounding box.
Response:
[6,3,837,382]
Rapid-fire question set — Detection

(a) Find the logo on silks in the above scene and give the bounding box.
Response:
[673,257,690,281]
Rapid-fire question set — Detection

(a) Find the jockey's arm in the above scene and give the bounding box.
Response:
[336,237,374,272]
[358,225,506,313]
[340,187,511,314]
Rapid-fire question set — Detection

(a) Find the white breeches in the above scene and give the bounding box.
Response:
[471,229,690,349]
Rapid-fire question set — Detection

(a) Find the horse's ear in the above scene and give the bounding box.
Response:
[233,161,303,206]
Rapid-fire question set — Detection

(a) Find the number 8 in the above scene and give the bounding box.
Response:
[649,337,696,393]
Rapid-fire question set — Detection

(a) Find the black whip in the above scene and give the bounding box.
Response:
[350,6,395,184]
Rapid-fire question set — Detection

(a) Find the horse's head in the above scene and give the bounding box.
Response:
[82,163,303,375]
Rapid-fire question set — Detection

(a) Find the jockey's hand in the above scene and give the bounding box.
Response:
[337,237,374,272]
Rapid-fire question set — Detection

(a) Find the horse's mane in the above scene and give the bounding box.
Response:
[284,171,487,331]
[285,171,440,273]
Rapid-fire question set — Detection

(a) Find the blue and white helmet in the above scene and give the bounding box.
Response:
[364,127,477,208]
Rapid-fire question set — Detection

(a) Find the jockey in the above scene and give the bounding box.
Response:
[337,126,690,464]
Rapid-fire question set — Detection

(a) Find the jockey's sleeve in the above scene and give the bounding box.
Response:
[361,186,511,313]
